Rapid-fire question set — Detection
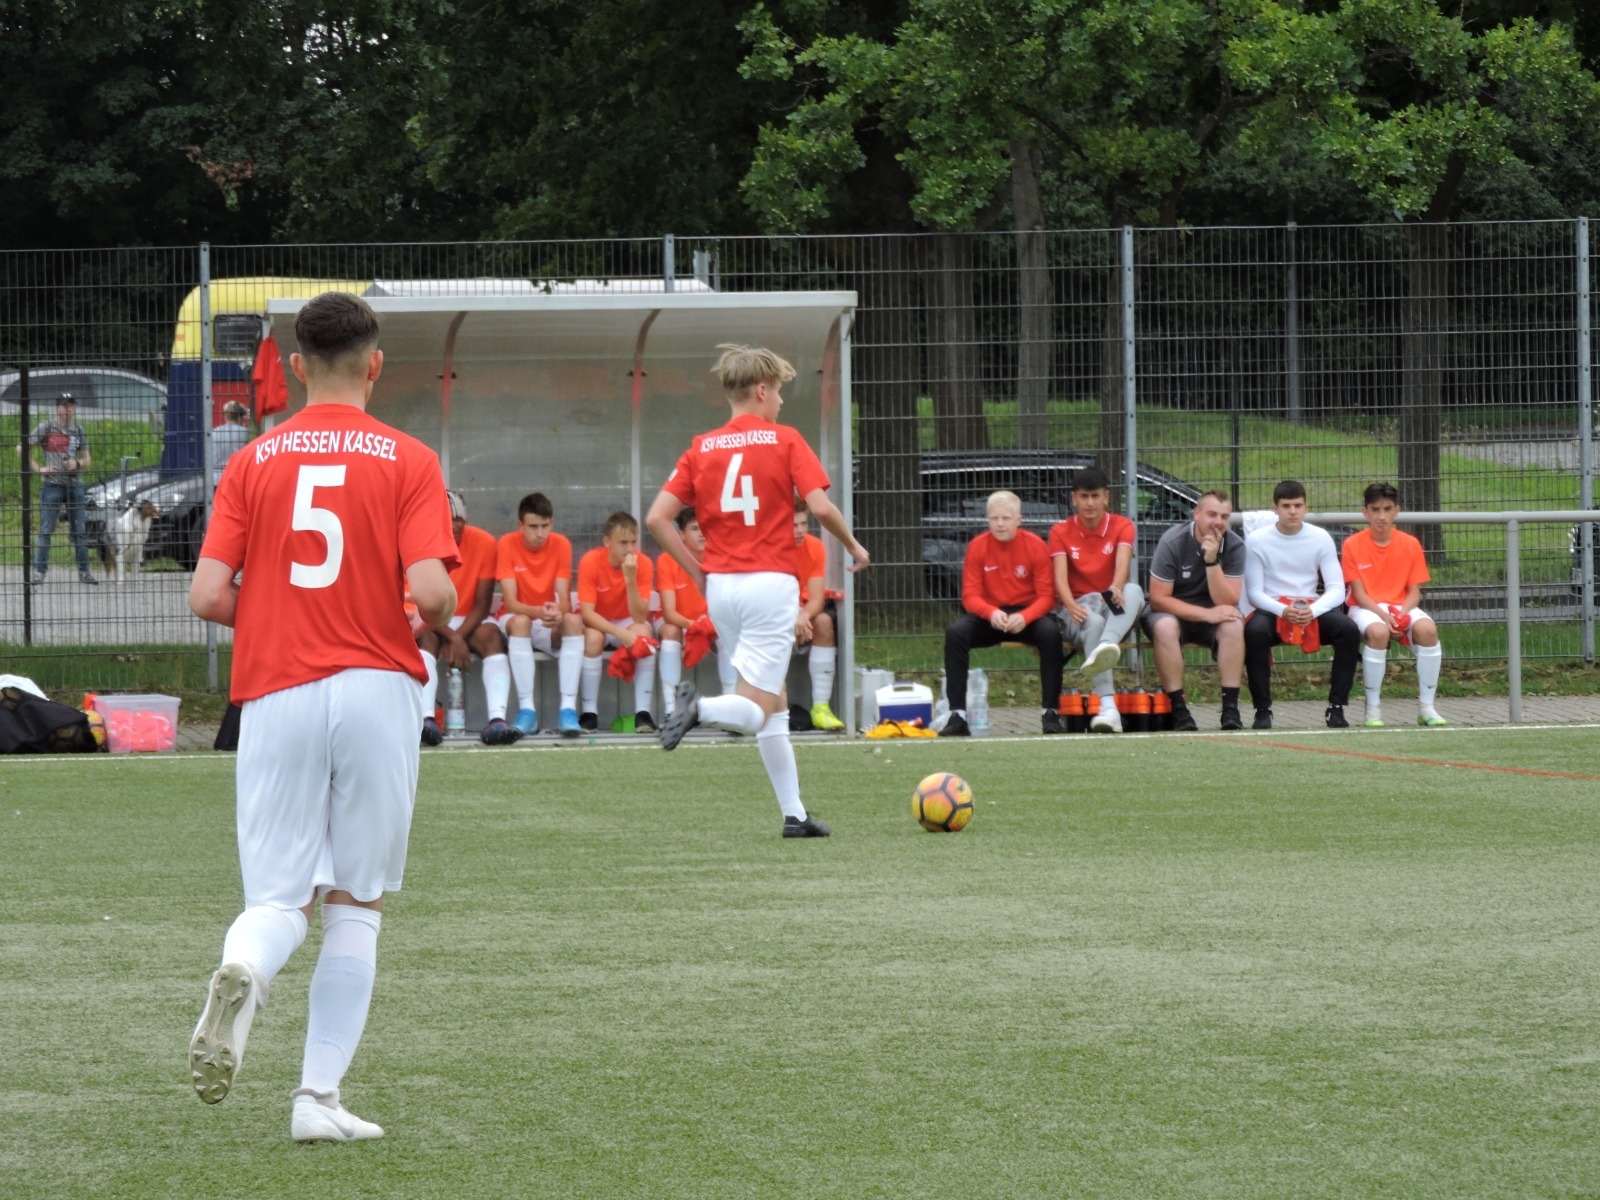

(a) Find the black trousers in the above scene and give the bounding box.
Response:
[1243,609,1360,712]
[944,609,1064,710]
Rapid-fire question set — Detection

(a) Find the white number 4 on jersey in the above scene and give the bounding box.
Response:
[721,452,759,526]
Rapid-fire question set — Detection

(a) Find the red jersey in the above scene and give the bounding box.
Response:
[1342,527,1430,606]
[796,533,826,603]
[201,403,457,704]
[578,546,654,623]
[656,553,707,621]
[1048,512,1136,595]
[962,530,1054,623]
[450,524,499,618]
[494,530,572,614]
[662,413,830,575]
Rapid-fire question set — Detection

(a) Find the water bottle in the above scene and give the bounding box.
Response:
[933,670,950,731]
[445,667,466,736]
[969,668,990,736]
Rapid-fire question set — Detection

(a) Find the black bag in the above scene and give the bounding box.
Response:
[214,702,242,752]
[0,686,102,754]
[788,703,814,732]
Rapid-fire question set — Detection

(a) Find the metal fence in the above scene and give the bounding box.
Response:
[3,221,1597,698]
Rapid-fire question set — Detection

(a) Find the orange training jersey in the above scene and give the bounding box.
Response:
[796,532,825,603]
[1341,527,1429,606]
[962,530,1054,623]
[495,530,572,613]
[578,546,654,623]
[450,524,499,618]
[656,553,707,622]
[201,403,457,704]
[663,413,831,575]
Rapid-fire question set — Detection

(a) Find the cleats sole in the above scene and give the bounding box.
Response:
[190,963,254,1104]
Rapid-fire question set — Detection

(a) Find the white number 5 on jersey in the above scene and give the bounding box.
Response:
[290,464,347,588]
[721,452,759,526]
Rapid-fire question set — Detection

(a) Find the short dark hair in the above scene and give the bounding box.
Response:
[603,511,638,538]
[1196,488,1232,508]
[674,506,698,531]
[295,292,380,368]
[794,495,810,514]
[1272,479,1307,504]
[1071,465,1110,493]
[517,492,554,521]
[1363,481,1400,507]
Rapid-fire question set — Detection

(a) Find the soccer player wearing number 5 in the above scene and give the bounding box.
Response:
[647,344,869,839]
[1342,482,1446,728]
[187,293,458,1143]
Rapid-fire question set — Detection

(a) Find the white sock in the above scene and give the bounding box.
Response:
[660,641,682,713]
[509,637,536,711]
[1362,646,1387,701]
[757,710,806,820]
[1415,642,1443,708]
[698,693,765,735]
[558,639,583,710]
[419,650,438,712]
[481,653,510,722]
[634,652,656,715]
[581,654,603,714]
[718,650,738,694]
[300,905,381,1096]
[221,905,309,991]
[809,647,836,710]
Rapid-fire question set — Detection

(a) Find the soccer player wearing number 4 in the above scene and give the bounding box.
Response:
[188,292,458,1142]
[647,344,869,839]
[1343,482,1447,727]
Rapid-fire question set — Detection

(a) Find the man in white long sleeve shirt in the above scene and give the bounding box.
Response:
[1242,480,1361,729]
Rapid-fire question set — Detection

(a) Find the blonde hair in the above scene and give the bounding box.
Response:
[222,400,249,422]
[712,344,796,395]
[987,490,1022,516]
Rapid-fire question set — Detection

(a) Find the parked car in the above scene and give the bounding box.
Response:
[84,467,209,570]
[0,368,167,422]
[917,450,1203,598]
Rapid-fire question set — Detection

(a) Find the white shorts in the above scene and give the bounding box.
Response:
[706,571,799,696]
[493,611,561,653]
[1350,606,1432,638]
[236,668,421,909]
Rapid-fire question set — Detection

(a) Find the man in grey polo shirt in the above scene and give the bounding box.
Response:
[1144,489,1245,731]
[18,393,98,585]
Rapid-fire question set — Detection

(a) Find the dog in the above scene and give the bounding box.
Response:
[101,499,161,583]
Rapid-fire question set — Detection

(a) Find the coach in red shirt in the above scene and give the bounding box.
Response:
[942,490,1064,736]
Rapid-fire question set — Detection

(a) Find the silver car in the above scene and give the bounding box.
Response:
[0,367,167,422]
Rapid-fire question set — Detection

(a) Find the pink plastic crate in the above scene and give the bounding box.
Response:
[95,694,181,753]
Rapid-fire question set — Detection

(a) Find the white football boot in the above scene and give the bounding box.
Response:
[1089,699,1123,733]
[189,962,261,1104]
[291,1088,385,1142]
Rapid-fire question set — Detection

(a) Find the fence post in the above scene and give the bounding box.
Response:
[1121,225,1137,536]
[1285,221,1302,423]
[200,243,217,692]
[1506,517,1521,724]
[662,234,675,293]
[18,364,33,645]
[1578,216,1594,663]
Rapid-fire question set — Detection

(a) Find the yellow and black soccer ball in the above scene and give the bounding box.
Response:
[912,772,974,833]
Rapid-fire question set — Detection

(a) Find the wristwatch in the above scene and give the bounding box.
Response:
[1203,557,1219,567]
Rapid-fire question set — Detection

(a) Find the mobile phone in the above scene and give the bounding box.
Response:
[1101,589,1123,615]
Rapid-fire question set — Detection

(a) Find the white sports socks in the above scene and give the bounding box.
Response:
[809,646,836,708]
[419,650,438,710]
[509,637,536,710]
[481,653,510,722]
[300,905,382,1096]
[756,709,807,820]
[718,651,738,694]
[581,654,603,714]
[1363,645,1388,700]
[633,651,656,715]
[660,640,682,713]
[1415,642,1442,707]
[558,638,582,709]
[221,905,309,991]
[698,693,766,735]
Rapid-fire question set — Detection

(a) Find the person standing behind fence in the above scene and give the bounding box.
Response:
[19,392,97,585]
[212,400,252,484]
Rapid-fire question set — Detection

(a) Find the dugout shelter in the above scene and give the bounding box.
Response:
[267,286,859,730]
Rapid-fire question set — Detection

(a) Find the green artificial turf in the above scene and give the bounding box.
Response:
[4,729,1599,1197]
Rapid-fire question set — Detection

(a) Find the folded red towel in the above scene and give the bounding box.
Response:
[607,635,659,682]
[683,615,717,669]
[1276,597,1321,654]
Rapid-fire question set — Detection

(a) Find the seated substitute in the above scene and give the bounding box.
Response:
[577,511,657,734]
[656,507,738,714]
[417,489,517,745]
[792,500,844,731]
[942,490,1064,736]
[494,492,583,736]
[1243,479,1361,729]
[1342,481,1447,728]
[1145,489,1246,732]
[1048,466,1144,733]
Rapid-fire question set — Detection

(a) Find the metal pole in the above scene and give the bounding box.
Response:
[1121,225,1137,531]
[200,244,217,692]
[1285,221,1302,423]
[839,314,856,736]
[18,365,32,645]
[662,234,675,294]
[1506,517,1521,724]
[1578,216,1594,662]
[1230,406,1241,507]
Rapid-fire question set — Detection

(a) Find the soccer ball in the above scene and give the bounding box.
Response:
[912,772,974,833]
[83,709,107,749]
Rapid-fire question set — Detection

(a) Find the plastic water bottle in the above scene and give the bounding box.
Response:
[446,668,466,736]
[933,671,951,731]
[969,668,990,736]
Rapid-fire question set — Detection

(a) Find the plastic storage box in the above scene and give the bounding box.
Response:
[95,694,181,753]
[875,682,933,726]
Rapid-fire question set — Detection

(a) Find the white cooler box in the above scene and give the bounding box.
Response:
[875,682,933,726]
